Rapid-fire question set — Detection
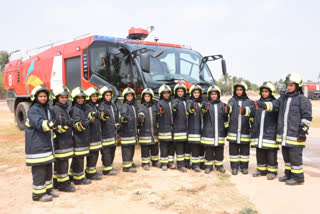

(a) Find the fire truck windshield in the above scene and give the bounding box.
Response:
[131,45,215,88]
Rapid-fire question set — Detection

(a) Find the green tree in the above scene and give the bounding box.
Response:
[0,51,9,72]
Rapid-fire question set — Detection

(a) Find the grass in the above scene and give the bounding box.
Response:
[239,207,258,214]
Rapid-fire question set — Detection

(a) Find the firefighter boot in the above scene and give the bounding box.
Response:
[286,178,304,185]
[240,168,248,175]
[161,165,168,171]
[267,173,276,180]
[217,166,226,173]
[279,175,290,182]
[74,178,92,185]
[252,171,266,177]
[178,166,187,172]
[193,167,201,172]
[107,169,118,176]
[38,194,53,202]
[168,163,176,169]
[205,168,212,174]
[232,168,238,175]
[48,190,59,198]
[59,185,76,193]
[143,164,150,170]
[89,173,102,181]
[123,167,137,173]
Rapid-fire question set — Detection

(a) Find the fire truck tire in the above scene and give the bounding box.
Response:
[312,94,317,100]
[16,102,31,130]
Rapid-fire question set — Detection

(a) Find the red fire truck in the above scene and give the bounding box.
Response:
[303,82,320,100]
[4,28,226,130]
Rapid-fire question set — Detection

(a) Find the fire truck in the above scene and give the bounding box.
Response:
[4,27,226,130]
[303,82,320,100]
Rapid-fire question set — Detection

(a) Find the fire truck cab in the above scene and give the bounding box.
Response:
[4,28,226,130]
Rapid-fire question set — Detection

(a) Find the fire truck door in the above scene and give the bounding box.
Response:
[65,56,81,91]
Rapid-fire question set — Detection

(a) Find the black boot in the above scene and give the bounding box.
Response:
[286,178,304,185]
[123,167,137,173]
[279,175,290,182]
[58,185,76,192]
[240,168,248,175]
[193,167,201,172]
[87,173,102,180]
[267,173,277,180]
[143,164,150,170]
[252,171,266,177]
[205,168,212,174]
[178,167,187,172]
[217,166,226,173]
[74,178,92,185]
[232,168,238,175]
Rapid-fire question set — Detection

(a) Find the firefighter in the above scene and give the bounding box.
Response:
[158,84,176,171]
[25,84,60,202]
[187,85,205,172]
[265,73,312,185]
[201,85,229,174]
[51,85,76,192]
[172,83,188,172]
[227,81,254,175]
[251,82,279,180]
[84,87,103,180]
[98,86,119,176]
[119,87,138,173]
[137,88,159,170]
[69,87,93,185]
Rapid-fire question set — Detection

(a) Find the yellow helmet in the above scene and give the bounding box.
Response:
[141,88,154,101]
[122,87,136,100]
[173,83,187,95]
[207,85,221,98]
[284,72,303,87]
[158,84,172,96]
[52,84,70,99]
[189,84,203,96]
[99,86,114,98]
[31,84,51,101]
[233,81,248,92]
[71,87,86,101]
[259,82,275,96]
[85,87,100,100]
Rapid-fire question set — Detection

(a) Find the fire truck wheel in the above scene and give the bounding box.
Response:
[16,102,31,130]
[312,94,317,100]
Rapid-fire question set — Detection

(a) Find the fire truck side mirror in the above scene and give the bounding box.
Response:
[140,52,150,73]
[221,58,227,76]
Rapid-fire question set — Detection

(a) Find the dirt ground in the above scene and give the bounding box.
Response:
[0,99,320,214]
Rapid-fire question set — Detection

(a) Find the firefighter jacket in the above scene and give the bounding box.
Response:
[201,100,228,147]
[84,101,102,152]
[25,102,56,166]
[52,102,74,159]
[119,100,137,145]
[187,98,202,144]
[70,103,91,157]
[250,96,279,149]
[227,95,254,144]
[137,101,159,145]
[157,98,173,142]
[98,99,119,147]
[172,96,188,142]
[271,91,312,147]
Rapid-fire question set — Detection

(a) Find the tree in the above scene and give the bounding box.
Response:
[0,51,9,72]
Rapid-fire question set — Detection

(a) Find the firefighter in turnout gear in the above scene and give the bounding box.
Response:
[251,82,279,180]
[25,84,60,202]
[187,85,205,172]
[98,86,119,176]
[227,81,254,175]
[84,87,103,180]
[201,85,229,174]
[172,83,188,172]
[51,85,76,192]
[157,84,176,171]
[119,87,138,173]
[271,73,312,185]
[69,87,92,185]
[138,88,159,170]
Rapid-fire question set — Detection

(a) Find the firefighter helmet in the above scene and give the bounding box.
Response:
[233,81,248,92]
[173,83,187,95]
[284,72,303,87]
[207,85,221,98]
[99,86,114,98]
[122,87,136,100]
[158,84,172,96]
[189,84,203,96]
[30,84,51,101]
[259,82,275,96]
[85,87,100,100]
[52,84,70,99]
[71,87,86,101]
[141,88,154,101]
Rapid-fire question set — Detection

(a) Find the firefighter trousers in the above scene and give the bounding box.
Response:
[282,146,304,182]
[184,143,191,168]
[175,141,185,168]
[168,141,175,165]
[191,144,205,168]
[229,143,250,170]
[256,148,278,175]
[121,145,135,170]
[32,163,53,200]
[70,156,86,183]
[86,151,99,178]
[141,143,159,166]
[101,145,116,175]
[54,159,71,190]
[205,146,224,169]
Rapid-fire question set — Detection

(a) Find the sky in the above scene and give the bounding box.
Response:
[0,0,319,84]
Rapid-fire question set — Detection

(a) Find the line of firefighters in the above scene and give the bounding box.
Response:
[24,72,312,202]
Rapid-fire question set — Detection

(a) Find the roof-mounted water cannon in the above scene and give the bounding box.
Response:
[127,26,155,40]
